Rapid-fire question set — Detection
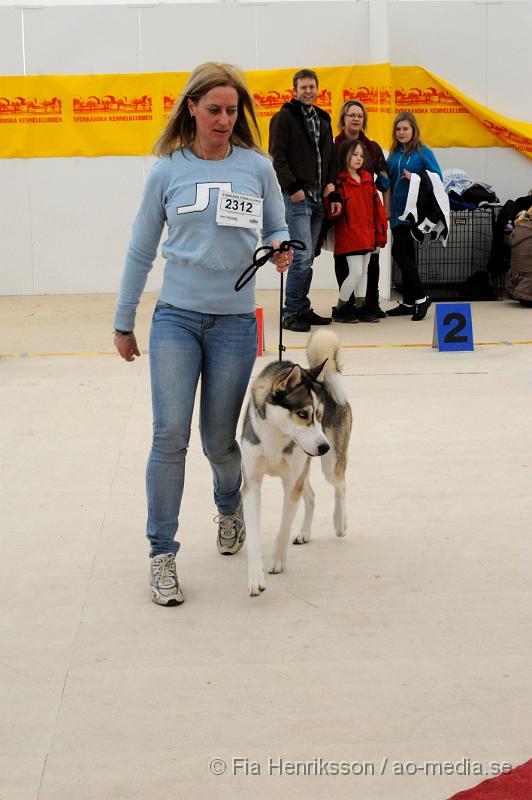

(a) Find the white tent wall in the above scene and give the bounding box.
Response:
[0,0,531,295]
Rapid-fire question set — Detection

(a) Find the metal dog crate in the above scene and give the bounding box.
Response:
[392,207,504,300]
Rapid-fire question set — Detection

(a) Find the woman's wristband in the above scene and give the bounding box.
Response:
[114,329,134,338]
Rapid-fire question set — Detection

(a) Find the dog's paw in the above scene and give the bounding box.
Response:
[334,509,348,537]
[248,563,266,596]
[268,558,286,574]
[293,530,311,545]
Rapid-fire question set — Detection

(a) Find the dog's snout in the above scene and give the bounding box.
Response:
[318,442,330,456]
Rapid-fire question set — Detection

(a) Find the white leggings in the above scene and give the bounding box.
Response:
[339,253,371,302]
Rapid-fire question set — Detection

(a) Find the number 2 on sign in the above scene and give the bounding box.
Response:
[433,303,474,351]
[443,312,468,344]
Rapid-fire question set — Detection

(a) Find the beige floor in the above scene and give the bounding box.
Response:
[1,290,531,800]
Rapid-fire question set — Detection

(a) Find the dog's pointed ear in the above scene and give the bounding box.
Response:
[275,365,301,394]
[307,359,328,383]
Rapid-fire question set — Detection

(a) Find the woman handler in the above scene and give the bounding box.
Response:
[113,63,290,605]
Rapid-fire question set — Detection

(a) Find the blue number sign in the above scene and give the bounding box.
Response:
[432,303,474,352]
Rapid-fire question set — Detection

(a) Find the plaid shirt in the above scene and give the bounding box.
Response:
[301,104,322,201]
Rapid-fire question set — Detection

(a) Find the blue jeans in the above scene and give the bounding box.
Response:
[146,303,257,557]
[282,192,325,318]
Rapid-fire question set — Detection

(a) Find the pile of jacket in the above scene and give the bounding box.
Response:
[443,169,499,210]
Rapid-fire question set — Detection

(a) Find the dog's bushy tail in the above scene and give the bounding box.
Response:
[306,328,348,406]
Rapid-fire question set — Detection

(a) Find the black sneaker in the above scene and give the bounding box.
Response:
[332,305,359,323]
[282,315,311,332]
[411,297,432,321]
[386,303,415,317]
[357,305,380,323]
[298,310,332,326]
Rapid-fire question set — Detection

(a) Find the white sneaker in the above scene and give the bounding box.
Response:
[215,500,246,555]
[149,553,184,606]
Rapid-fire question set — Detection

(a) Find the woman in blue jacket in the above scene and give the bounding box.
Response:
[386,112,443,320]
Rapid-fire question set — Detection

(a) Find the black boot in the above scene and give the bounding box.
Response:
[357,304,381,323]
[332,304,358,323]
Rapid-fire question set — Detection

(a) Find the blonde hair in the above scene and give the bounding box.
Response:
[153,62,261,156]
[515,208,532,225]
[390,111,423,155]
[338,99,368,134]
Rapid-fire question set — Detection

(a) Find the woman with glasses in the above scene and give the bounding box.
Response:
[113,63,290,606]
[333,99,390,322]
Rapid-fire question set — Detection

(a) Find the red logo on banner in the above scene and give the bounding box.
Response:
[394,86,466,114]
[73,94,152,122]
[483,120,532,152]
[343,86,378,105]
[253,88,332,118]
[0,95,62,124]
[395,86,458,106]
[0,95,62,115]
[343,85,390,114]
[253,89,293,111]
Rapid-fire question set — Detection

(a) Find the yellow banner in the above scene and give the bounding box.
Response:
[1,65,530,159]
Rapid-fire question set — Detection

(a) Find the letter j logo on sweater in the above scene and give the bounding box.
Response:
[177,182,232,215]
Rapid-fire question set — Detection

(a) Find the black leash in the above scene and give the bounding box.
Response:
[234,239,306,362]
[234,239,305,292]
[278,270,285,362]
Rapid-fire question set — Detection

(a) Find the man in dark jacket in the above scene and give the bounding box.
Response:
[269,68,341,331]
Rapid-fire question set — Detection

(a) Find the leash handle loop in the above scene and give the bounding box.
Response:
[234,239,305,292]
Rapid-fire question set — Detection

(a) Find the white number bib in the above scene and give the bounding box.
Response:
[216,190,263,229]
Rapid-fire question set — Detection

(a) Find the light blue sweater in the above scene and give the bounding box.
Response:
[114,146,288,331]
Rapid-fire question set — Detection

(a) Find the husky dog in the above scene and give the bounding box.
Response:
[241,328,352,596]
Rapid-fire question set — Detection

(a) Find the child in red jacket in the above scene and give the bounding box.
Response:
[328,141,388,322]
